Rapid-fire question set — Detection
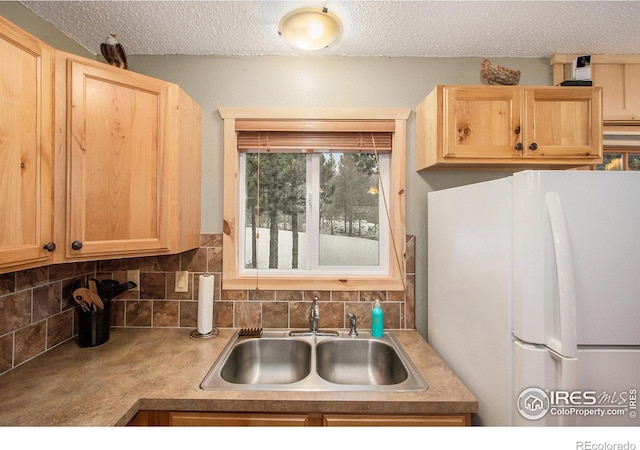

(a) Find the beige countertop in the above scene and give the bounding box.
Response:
[0,328,477,426]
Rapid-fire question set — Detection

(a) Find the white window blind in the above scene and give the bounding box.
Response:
[236,131,393,152]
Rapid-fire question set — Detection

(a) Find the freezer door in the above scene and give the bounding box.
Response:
[514,340,640,426]
[513,171,640,347]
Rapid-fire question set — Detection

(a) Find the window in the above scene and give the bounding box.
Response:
[219,108,410,291]
[593,149,640,171]
[240,149,389,274]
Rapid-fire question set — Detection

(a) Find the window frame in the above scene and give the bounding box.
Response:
[219,107,410,291]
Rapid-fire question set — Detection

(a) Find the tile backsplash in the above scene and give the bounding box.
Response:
[0,234,415,375]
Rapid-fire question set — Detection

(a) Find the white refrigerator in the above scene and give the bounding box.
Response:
[427,170,640,426]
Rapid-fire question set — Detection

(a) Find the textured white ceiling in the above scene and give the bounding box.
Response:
[19,1,640,58]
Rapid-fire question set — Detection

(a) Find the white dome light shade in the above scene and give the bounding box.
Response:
[278,7,342,51]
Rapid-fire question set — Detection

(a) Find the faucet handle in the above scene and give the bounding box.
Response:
[348,312,358,337]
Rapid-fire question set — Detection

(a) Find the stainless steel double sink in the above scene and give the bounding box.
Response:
[200,330,428,392]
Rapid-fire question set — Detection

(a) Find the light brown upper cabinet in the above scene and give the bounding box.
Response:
[551,54,640,124]
[416,85,603,170]
[0,17,56,272]
[0,16,201,274]
[55,52,201,261]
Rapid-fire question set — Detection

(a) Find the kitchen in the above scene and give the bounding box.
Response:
[1,0,639,445]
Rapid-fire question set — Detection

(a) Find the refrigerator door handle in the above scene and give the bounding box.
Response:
[544,192,578,358]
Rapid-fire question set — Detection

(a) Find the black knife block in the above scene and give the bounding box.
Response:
[78,303,110,347]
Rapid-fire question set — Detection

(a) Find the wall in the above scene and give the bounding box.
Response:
[128,55,550,337]
[0,262,91,374]
[0,2,553,358]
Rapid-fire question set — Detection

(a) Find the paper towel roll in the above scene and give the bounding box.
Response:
[197,274,214,334]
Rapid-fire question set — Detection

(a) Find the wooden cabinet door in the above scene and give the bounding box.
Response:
[66,59,171,258]
[524,87,602,159]
[0,18,55,272]
[593,63,640,123]
[168,411,314,426]
[128,410,469,427]
[322,413,470,426]
[443,86,522,160]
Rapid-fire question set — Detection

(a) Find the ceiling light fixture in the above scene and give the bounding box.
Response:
[278,7,342,51]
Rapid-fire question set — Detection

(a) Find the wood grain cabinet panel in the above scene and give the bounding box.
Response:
[65,58,171,258]
[0,17,55,272]
[417,85,602,170]
[128,410,470,427]
[524,87,602,159]
[593,63,640,123]
[441,86,522,160]
[322,413,471,426]
[168,411,316,427]
[53,52,201,262]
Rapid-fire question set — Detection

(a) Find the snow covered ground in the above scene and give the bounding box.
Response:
[244,228,378,269]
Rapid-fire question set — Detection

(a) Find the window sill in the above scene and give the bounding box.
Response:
[221,272,406,292]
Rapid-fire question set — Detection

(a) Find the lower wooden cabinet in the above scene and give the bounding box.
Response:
[322,414,470,426]
[128,410,471,427]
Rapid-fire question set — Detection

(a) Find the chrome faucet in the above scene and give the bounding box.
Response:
[348,313,358,337]
[309,297,320,333]
[288,297,338,337]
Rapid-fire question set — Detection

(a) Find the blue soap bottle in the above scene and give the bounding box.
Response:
[371,299,384,338]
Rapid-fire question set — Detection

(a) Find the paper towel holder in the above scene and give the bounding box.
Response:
[190,328,219,339]
[190,272,220,339]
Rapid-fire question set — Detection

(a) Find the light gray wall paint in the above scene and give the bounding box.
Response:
[2,2,553,337]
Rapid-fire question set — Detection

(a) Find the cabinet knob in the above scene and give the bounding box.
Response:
[71,241,83,250]
[515,143,523,151]
[42,242,56,252]
[529,143,538,151]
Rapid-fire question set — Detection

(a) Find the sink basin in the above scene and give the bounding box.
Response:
[316,339,408,385]
[220,339,312,384]
[200,331,428,392]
